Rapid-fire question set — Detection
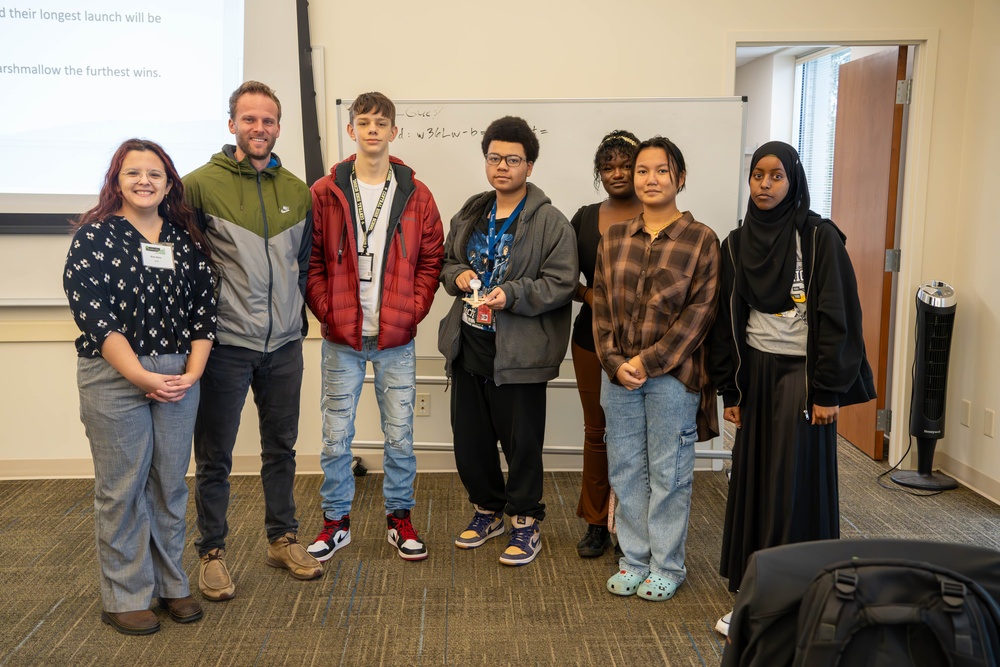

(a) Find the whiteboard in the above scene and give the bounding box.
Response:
[336,97,748,358]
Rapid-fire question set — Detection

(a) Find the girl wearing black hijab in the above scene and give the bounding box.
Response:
[709,142,874,634]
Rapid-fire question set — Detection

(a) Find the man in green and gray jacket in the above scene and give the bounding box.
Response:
[183,80,321,602]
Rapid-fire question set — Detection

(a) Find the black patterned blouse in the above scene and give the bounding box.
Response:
[64,215,217,358]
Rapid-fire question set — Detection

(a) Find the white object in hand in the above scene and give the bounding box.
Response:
[469,279,482,300]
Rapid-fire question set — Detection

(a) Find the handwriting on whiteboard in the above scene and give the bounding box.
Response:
[395,107,549,141]
[401,106,445,118]
[396,125,549,140]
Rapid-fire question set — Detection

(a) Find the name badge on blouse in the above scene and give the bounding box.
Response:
[476,304,493,325]
[358,252,374,282]
[141,242,175,270]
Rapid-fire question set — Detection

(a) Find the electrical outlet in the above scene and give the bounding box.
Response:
[986,409,996,438]
[415,393,430,417]
[961,399,971,427]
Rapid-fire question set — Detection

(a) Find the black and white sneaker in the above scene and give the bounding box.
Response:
[386,509,428,561]
[716,611,732,636]
[307,515,351,562]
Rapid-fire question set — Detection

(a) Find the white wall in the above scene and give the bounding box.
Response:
[770,53,796,143]
[735,50,796,221]
[735,54,775,155]
[936,0,1000,499]
[2,0,997,502]
[735,51,796,154]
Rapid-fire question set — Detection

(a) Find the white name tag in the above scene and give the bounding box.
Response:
[141,242,175,270]
[358,252,374,282]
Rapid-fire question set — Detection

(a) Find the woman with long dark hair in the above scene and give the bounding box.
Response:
[710,141,874,635]
[64,138,217,635]
[570,130,642,558]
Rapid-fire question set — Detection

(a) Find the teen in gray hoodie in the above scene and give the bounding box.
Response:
[438,116,577,567]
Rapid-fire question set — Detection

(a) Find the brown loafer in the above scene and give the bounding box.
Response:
[159,595,204,623]
[199,548,235,601]
[266,533,323,580]
[101,609,160,635]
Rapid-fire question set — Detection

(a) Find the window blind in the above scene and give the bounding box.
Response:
[793,49,851,218]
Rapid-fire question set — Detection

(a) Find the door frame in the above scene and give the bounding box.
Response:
[725,29,940,469]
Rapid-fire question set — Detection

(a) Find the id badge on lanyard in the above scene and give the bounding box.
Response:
[358,252,374,282]
[352,164,392,284]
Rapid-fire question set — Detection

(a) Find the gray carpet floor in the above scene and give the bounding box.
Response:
[1,440,998,666]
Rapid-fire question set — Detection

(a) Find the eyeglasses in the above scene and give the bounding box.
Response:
[485,153,527,168]
[120,168,167,183]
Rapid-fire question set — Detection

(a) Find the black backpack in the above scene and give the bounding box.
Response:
[792,558,1000,667]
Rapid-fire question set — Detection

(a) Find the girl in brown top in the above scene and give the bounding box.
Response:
[593,136,720,601]
[569,130,642,558]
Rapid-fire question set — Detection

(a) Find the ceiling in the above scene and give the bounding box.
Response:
[735,45,830,68]
[735,46,787,67]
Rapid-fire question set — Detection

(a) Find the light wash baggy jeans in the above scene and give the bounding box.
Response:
[77,353,196,612]
[602,372,699,585]
[319,337,416,519]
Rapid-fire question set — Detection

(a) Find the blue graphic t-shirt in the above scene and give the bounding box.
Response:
[461,216,517,333]
[457,213,519,378]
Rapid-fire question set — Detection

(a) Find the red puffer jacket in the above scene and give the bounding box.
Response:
[307,156,444,350]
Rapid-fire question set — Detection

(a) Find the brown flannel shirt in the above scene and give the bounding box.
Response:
[592,212,722,439]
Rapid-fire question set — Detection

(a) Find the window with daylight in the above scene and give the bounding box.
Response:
[793,48,851,218]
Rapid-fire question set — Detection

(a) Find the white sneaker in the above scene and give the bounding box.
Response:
[716,611,732,636]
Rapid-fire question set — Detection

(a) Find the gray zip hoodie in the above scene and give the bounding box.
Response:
[437,182,577,385]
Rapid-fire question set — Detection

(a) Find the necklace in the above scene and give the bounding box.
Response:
[643,211,684,236]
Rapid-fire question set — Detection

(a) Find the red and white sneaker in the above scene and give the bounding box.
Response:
[386,509,428,561]
[307,515,351,562]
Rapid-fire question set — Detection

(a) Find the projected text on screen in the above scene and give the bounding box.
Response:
[0,0,244,197]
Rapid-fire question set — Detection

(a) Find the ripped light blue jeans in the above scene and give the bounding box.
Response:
[319,337,415,518]
[602,372,699,585]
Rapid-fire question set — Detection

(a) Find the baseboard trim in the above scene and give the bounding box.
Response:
[0,450,723,480]
[935,452,1000,505]
[1,458,96,479]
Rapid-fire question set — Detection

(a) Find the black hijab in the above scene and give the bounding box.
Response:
[735,141,812,313]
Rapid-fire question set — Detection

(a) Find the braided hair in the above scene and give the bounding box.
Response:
[593,130,640,189]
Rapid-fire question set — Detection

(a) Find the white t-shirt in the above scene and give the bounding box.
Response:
[353,169,396,336]
[746,233,808,356]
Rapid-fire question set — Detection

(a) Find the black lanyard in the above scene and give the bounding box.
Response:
[350,165,392,254]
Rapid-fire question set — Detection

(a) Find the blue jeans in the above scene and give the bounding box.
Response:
[77,354,196,612]
[319,337,416,517]
[602,372,699,584]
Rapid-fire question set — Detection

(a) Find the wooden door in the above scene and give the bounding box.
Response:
[831,47,907,460]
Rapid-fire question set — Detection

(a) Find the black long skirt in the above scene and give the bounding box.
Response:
[719,346,840,593]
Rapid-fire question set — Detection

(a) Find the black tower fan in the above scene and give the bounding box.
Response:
[892,280,958,490]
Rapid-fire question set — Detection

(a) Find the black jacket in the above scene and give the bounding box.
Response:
[708,216,875,409]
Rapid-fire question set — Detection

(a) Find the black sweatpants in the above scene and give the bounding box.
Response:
[451,361,547,521]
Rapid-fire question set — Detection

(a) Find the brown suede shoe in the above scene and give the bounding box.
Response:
[160,595,204,623]
[199,548,236,601]
[265,533,323,580]
[101,609,160,636]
